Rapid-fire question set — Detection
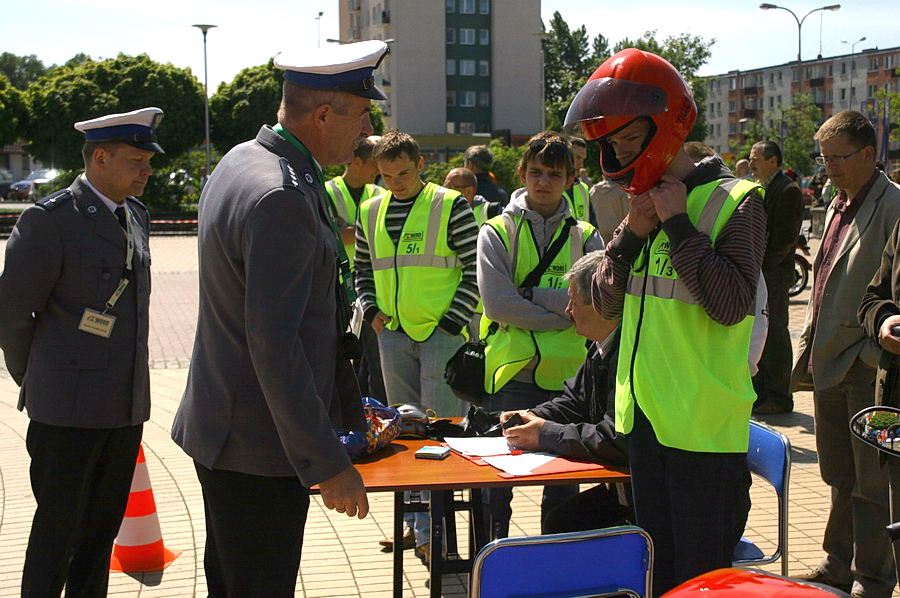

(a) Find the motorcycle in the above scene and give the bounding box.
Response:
[789,229,812,298]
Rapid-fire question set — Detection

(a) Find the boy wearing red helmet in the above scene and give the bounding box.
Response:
[566,49,767,594]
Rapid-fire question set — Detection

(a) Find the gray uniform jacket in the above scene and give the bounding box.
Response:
[0,176,151,428]
[172,125,363,487]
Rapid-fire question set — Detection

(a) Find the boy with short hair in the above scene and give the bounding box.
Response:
[354,129,479,561]
[477,130,603,538]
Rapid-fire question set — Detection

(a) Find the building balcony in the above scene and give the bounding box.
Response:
[742,86,758,95]
[382,10,390,23]
[809,77,826,87]
[743,109,759,119]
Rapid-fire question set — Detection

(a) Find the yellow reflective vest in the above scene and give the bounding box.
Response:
[617,177,762,453]
[565,180,591,223]
[325,176,385,266]
[482,213,596,393]
[358,182,463,342]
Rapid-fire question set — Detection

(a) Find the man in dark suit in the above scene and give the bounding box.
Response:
[464,144,509,208]
[749,140,804,414]
[0,107,161,597]
[171,41,388,597]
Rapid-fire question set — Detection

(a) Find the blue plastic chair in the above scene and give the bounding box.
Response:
[732,419,791,576]
[469,525,653,598]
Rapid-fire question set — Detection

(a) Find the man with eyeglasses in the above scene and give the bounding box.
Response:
[792,110,900,597]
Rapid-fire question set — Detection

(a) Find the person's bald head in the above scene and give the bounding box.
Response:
[444,167,478,204]
[735,159,750,178]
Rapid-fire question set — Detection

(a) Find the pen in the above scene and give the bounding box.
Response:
[509,450,523,455]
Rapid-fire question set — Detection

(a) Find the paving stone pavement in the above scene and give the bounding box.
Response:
[0,235,897,596]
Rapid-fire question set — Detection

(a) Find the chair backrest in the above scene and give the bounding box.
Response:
[746,419,790,498]
[470,525,653,598]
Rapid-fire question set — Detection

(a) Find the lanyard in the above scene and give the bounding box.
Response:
[103,204,134,313]
[272,124,357,305]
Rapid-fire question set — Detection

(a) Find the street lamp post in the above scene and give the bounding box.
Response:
[842,36,866,108]
[192,24,216,181]
[316,12,324,48]
[759,3,840,94]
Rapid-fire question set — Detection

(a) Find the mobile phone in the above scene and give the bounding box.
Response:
[502,412,526,430]
[415,445,451,460]
[892,324,900,338]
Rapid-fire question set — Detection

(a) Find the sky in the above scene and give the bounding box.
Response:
[4,0,900,94]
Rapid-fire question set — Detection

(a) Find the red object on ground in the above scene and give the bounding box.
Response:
[109,445,181,573]
[662,568,847,598]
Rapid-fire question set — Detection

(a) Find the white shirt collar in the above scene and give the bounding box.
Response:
[81,174,124,214]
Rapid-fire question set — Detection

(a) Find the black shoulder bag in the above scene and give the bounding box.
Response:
[444,217,577,405]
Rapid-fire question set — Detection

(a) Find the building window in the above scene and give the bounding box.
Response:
[479,60,489,76]
[792,69,799,82]
[827,89,833,102]
[460,0,475,14]
[480,29,490,45]
[479,91,490,106]
[769,72,775,85]
[828,64,833,77]
[840,88,846,101]
[716,123,721,136]
[460,28,475,45]
[841,62,847,75]
[778,71,783,82]
[729,123,736,135]
[728,101,736,113]
[869,57,879,71]
[479,0,490,14]
[777,95,782,105]
[447,91,456,107]
[459,122,475,134]
[729,78,736,90]
[868,84,877,97]
[446,122,456,134]
[446,28,456,44]
[459,91,476,107]
[769,96,774,108]
[757,74,764,86]
[446,0,454,12]
[446,59,456,75]
[460,59,476,76]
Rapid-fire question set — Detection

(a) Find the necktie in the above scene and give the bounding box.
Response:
[114,206,127,230]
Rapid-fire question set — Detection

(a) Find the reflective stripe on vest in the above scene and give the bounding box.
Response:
[481,212,595,393]
[565,180,591,222]
[616,177,762,453]
[325,177,385,267]
[360,182,463,342]
[473,202,489,227]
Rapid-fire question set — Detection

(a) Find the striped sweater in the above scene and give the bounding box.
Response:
[354,184,480,336]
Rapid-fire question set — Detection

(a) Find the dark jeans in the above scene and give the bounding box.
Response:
[629,407,751,596]
[358,318,386,402]
[22,421,142,598]
[483,379,579,538]
[194,462,310,598]
[542,482,633,535]
[753,267,794,410]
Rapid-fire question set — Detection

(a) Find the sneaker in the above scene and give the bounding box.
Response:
[414,542,430,566]
[794,569,852,593]
[378,528,415,552]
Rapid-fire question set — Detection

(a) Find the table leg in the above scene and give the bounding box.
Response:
[393,491,404,598]
[429,490,448,598]
[470,488,490,553]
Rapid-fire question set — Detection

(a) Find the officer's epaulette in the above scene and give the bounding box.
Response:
[280,158,302,192]
[35,189,73,211]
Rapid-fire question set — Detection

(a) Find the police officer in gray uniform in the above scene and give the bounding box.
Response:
[171,41,388,597]
[0,107,161,597]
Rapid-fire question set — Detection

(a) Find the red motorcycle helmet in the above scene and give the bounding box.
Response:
[565,48,697,195]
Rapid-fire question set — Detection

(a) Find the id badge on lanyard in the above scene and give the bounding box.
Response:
[78,205,135,338]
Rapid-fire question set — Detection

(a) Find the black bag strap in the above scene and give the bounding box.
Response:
[521,217,577,288]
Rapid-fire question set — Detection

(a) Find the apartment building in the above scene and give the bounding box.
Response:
[338,0,543,159]
[704,45,900,162]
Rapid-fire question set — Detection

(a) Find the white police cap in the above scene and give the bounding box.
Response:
[274,40,389,101]
[74,107,165,153]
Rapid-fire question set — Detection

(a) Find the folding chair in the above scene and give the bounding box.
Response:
[470,525,653,598]
[733,418,791,576]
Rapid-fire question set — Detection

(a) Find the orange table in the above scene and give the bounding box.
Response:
[336,438,630,597]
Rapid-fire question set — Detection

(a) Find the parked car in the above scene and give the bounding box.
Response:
[0,168,14,200]
[8,169,61,201]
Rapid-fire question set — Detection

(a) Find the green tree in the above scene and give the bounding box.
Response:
[422,138,525,195]
[541,11,596,131]
[728,118,770,162]
[0,74,28,146]
[209,60,282,153]
[370,101,385,136]
[0,53,47,89]
[24,54,204,170]
[772,93,822,175]
[873,88,900,145]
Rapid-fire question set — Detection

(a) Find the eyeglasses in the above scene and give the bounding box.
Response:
[446,183,474,191]
[815,146,865,166]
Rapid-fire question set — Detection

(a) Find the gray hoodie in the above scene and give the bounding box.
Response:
[476,187,604,332]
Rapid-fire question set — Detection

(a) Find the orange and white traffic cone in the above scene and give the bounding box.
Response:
[109,445,181,572]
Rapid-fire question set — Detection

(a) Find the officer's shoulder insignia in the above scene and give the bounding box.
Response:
[279,158,302,192]
[35,189,73,211]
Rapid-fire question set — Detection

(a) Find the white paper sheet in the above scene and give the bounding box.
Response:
[482,453,557,476]
[443,436,519,456]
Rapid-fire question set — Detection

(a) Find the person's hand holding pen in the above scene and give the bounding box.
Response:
[499,410,546,451]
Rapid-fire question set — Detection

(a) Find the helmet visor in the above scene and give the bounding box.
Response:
[564,77,669,135]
